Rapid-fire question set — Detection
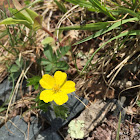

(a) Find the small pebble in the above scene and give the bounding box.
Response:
[126,81,132,88]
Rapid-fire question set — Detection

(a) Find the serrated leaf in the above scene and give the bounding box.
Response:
[41,58,51,65]
[55,61,69,70]
[53,104,69,119]
[15,59,23,67]
[57,46,70,59]
[10,64,20,73]
[44,63,53,72]
[35,94,50,112]
[44,44,54,62]
[27,76,41,90]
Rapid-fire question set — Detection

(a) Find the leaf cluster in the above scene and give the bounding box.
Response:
[41,44,70,74]
[0,0,43,31]
[27,76,41,90]
[8,58,24,80]
[53,103,69,119]
[34,93,51,112]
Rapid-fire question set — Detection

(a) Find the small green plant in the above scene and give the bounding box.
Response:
[0,0,43,31]
[53,104,69,119]
[27,76,41,90]
[27,71,75,119]
[8,58,24,80]
[40,44,70,73]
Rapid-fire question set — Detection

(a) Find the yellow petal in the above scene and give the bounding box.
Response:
[53,91,68,105]
[40,74,55,89]
[54,71,67,87]
[61,81,75,94]
[40,90,54,103]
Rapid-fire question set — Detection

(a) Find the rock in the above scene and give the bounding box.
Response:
[67,99,118,138]
[36,128,63,140]
[0,78,13,102]
[0,78,28,105]
[0,115,42,140]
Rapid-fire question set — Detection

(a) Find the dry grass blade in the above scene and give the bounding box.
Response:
[4,61,33,133]
[56,5,79,38]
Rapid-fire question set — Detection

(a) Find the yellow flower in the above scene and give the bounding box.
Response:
[39,71,76,105]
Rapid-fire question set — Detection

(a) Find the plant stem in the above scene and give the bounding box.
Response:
[41,26,63,47]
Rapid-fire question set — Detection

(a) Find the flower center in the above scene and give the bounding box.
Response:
[53,85,60,93]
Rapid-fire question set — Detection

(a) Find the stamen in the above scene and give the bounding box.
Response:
[53,85,60,93]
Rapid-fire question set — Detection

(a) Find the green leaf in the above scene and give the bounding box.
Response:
[55,61,69,70]
[44,63,53,72]
[117,7,140,18]
[41,58,51,65]
[12,0,33,24]
[25,8,38,21]
[15,58,23,67]
[57,46,71,59]
[136,100,140,107]
[27,76,41,90]
[41,37,55,45]
[33,15,43,30]
[0,29,8,40]
[8,2,41,30]
[54,0,67,13]
[58,22,109,31]
[0,107,6,113]
[89,0,116,20]
[65,0,98,12]
[38,100,50,112]
[53,104,69,119]
[44,44,55,62]
[24,0,31,5]
[0,18,32,29]
[8,8,32,23]
[9,64,20,73]
[73,17,139,46]
[35,94,50,112]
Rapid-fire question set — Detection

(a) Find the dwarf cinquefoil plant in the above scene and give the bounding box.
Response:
[39,71,76,105]
[27,71,75,119]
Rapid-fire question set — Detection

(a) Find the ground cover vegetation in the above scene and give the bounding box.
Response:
[0,0,140,139]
